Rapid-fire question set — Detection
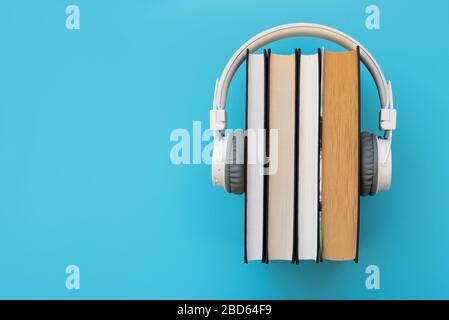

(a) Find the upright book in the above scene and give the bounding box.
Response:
[295,49,321,262]
[245,52,266,261]
[321,49,361,261]
[266,51,296,261]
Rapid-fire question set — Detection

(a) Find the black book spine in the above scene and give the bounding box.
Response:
[292,49,301,264]
[262,49,271,264]
[244,49,250,264]
[317,48,323,263]
[355,46,362,264]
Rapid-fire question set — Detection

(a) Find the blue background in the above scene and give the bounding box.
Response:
[0,0,447,299]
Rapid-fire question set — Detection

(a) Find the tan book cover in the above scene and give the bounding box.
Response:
[267,53,296,261]
[321,50,360,261]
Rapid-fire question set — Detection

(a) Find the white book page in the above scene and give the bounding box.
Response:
[298,53,319,261]
[246,53,265,261]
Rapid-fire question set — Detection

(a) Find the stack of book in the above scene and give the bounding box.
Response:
[244,47,361,263]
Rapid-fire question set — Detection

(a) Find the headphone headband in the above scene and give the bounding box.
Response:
[214,23,391,114]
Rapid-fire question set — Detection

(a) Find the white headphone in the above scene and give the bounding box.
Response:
[210,23,396,196]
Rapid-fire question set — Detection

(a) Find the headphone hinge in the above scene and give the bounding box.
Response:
[379,108,396,131]
[210,109,227,131]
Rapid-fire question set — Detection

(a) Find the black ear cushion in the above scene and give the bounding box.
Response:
[360,132,378,196]
[227,163,245,195]
[224,133,245,195]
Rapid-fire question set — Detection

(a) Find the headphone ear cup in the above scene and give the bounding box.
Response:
[224,132,245,195]
[376,137,392,192]
[360,132,379,196]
